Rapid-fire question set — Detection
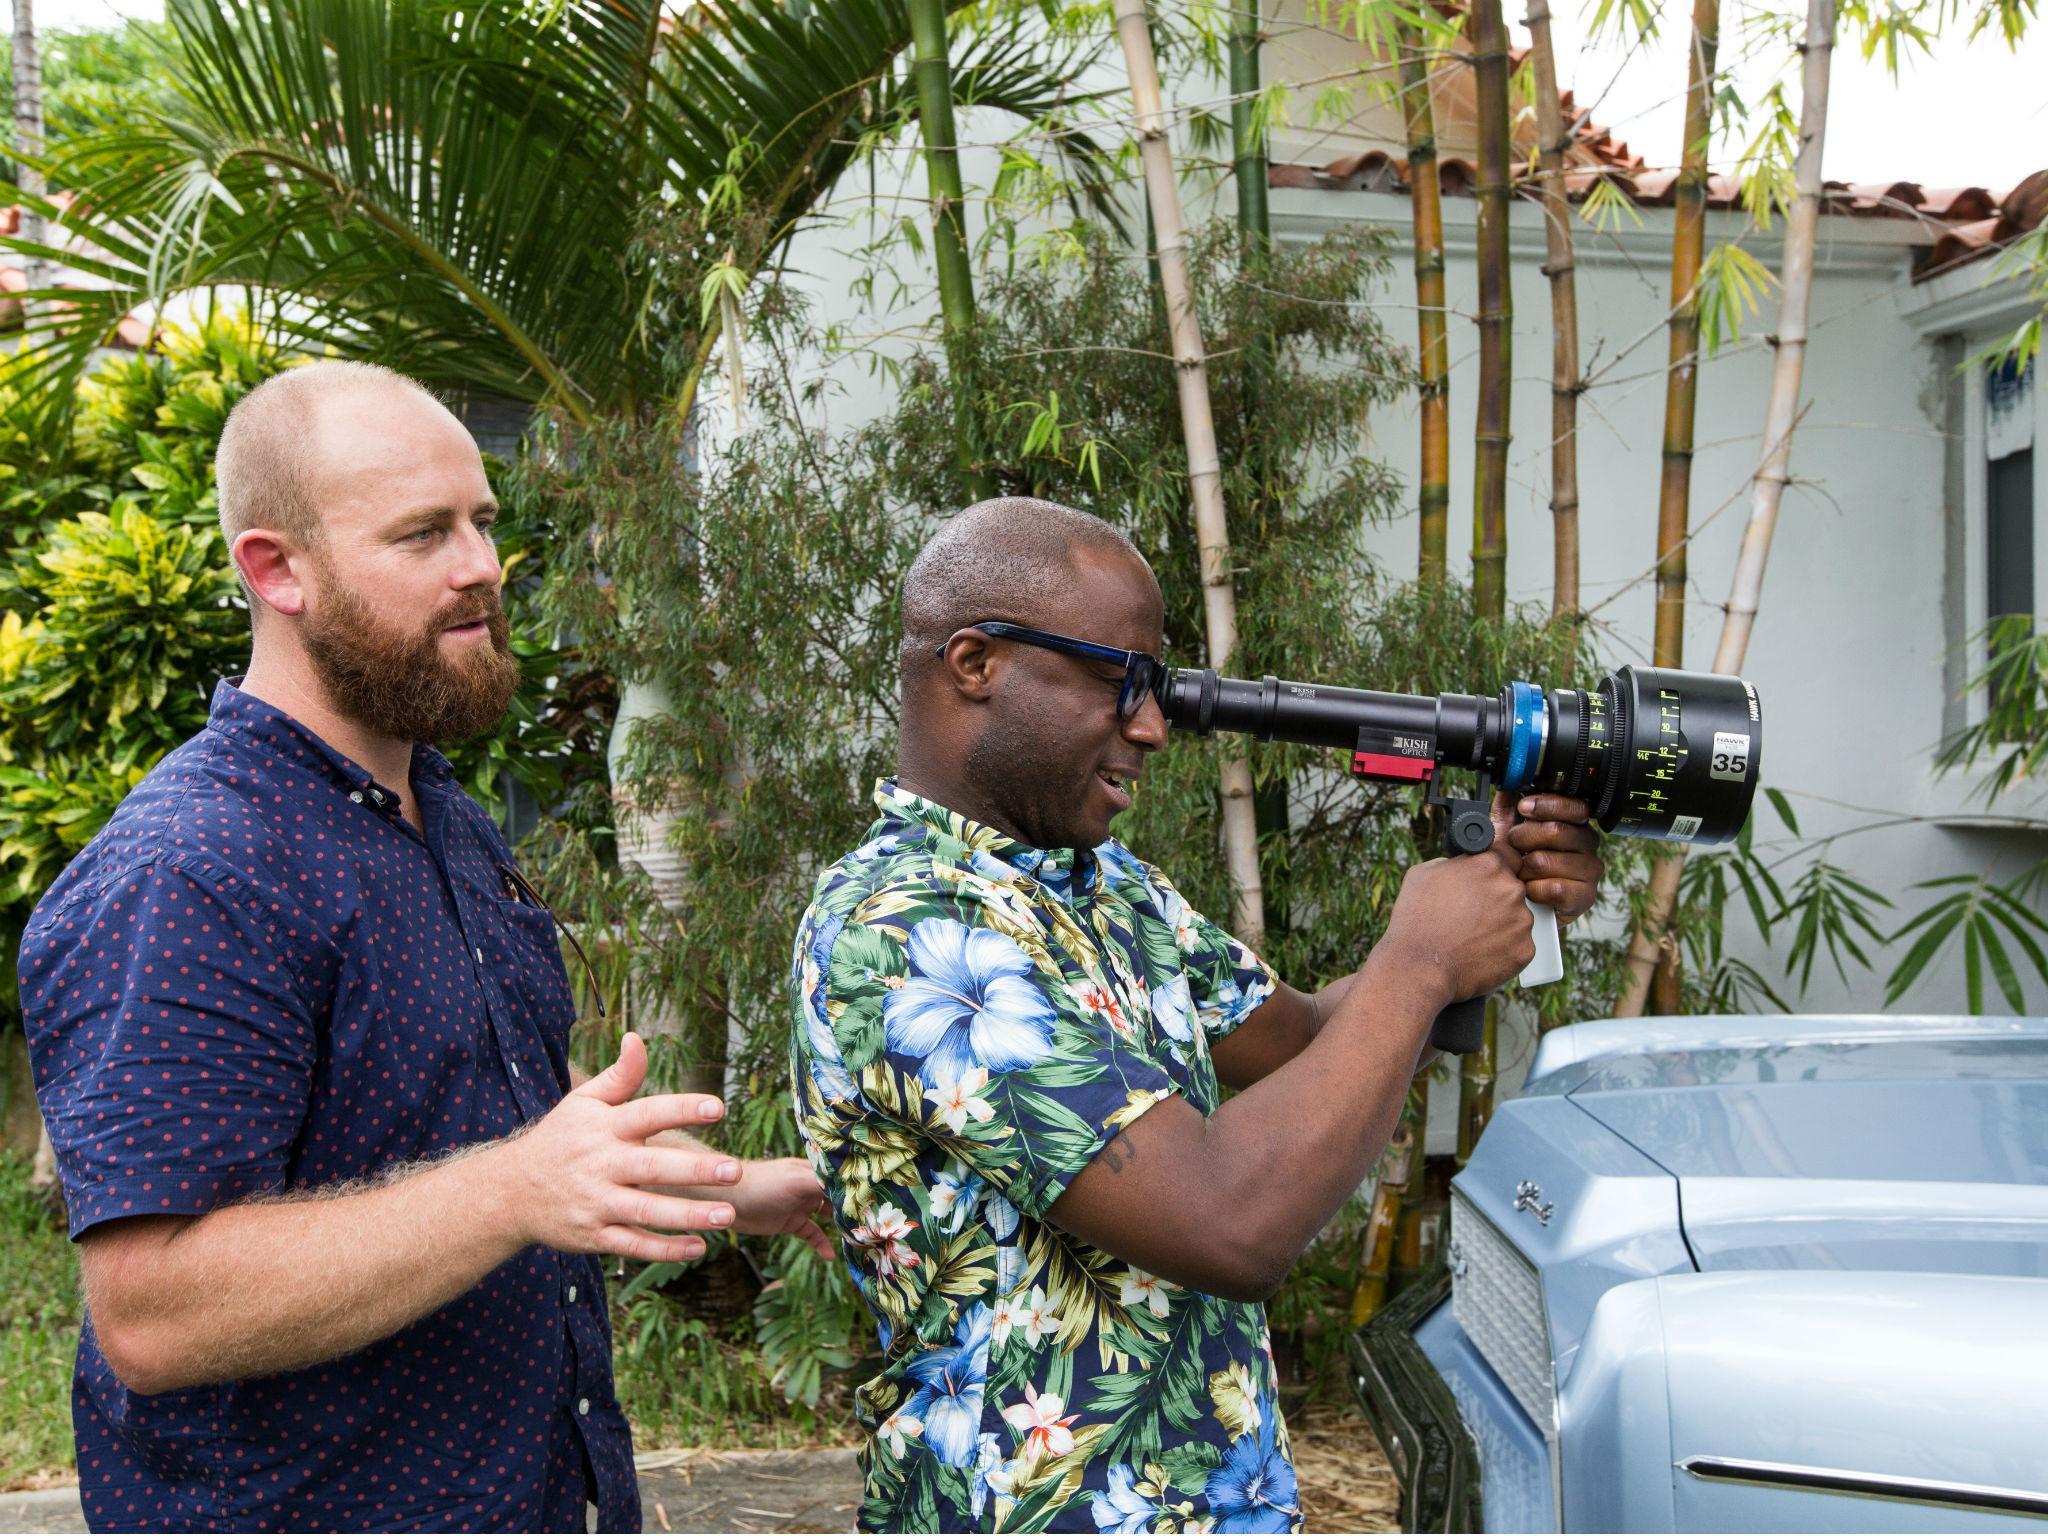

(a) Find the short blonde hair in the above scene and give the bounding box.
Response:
[215,360,443,561]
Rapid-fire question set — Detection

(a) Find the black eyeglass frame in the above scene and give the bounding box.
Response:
[938,620,1168,722]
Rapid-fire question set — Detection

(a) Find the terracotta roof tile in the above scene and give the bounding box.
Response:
[1267,28,2043,280]
[1917,185,1998,220]
[1272,148,2048,280]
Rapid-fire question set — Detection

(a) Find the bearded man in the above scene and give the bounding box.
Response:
[20,362,829,1533]
[790,498,1605,1533]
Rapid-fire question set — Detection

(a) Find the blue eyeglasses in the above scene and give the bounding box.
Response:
[940,621,1169,722]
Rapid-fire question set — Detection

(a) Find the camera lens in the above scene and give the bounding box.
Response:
[1160,662,1761,848]
[1537,666,1761,845]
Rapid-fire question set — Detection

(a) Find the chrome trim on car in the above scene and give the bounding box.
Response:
[1350,1270,1484,1533]
[1678,1455,2048,1518]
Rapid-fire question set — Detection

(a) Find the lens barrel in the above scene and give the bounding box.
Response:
[1160,663,1760,846]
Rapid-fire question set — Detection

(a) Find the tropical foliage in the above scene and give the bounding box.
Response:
[0,0,1119,433]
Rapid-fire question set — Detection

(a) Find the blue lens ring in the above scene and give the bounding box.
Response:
[1502,680,1547,792]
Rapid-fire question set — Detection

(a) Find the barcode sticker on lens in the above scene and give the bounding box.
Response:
[1670,814,1703,840]
[1710,731,1752,782]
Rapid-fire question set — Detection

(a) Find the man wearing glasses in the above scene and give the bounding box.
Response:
[789,497,1604,1532]
[22,363,831,1533]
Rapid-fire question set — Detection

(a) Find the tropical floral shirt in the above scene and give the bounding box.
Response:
[789,781,1301,1534]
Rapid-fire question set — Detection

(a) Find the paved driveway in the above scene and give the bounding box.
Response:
[0,1448,864,1535]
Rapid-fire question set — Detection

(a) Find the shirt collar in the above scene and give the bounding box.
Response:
[207,677,454,815]
[871,779,1101,905]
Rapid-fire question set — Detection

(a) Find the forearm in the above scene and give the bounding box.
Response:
[1054,944,1441,1299]
[1211,972,1359,1088]
[88,1140,531,1394]
[1197,953,1436,1282]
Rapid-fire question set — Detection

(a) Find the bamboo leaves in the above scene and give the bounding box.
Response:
[1936,616,2048,800]
[1776,857,1892,991]
[1694,243,1776,357]
[1887,873,2048,1013]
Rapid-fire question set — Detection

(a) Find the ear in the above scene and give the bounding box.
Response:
[936,630,1001,703]
[233,528,311,621]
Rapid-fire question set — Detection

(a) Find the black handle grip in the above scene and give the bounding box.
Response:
[1431,994,1489,1055]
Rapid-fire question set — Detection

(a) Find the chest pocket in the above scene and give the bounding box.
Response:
[479,894,580,1082]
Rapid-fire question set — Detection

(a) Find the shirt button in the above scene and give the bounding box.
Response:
[348,791,364,804]
[567,1284,578,1303]
[577,1398,591,1417]
[475,947,484,963]
[510,1060,522,1079]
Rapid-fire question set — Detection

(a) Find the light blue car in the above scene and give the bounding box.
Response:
[1351,1014,2048,1532]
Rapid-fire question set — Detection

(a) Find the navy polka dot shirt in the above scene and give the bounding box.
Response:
[20,679,639,1533]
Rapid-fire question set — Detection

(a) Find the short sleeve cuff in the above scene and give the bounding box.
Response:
[62,1162,289,1241]
[992,1064,1181,1220]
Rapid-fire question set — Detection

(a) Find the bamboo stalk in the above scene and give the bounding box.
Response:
[1458,0,1512,1153]
[1114,0,1265,947]
[1357,28,1453,1294]
[908,0,993,497]
[1230,0,1268,242]
[1469,0,1512,622]
[1524,0,1581,628]
[1456,997,1498,1163]
[1617,0,1833,1017]
[1351,1077,1426,1323]
[1398,27,1451,580]
[1627,0,1721,1015]
[1652,0,1721,671]
[1231,0,1293,933]
[1715,0,1831,675]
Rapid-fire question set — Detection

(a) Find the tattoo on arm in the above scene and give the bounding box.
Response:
[1100,1131,1137,1174]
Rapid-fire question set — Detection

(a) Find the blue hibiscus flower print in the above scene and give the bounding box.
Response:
[901,1302,994,1467]
[885,917,1058,1087]
[1205,1399,1300,1533]
[1151,971,1195,1046]
[796,913,856,1101]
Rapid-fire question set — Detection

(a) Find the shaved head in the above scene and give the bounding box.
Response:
[897,497,1167,850]
[899,498,1153,685]
[215,360,449,583]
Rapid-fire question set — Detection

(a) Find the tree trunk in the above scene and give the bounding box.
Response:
[1398,28,1451,581]
[1469,0,1512,623]
[608,676,731,1098]
[1113,0,1265,948]
[1524,0,1581,628]
[1617,0,1832,1016]
[908,0,993,498]
[12,0,49,318]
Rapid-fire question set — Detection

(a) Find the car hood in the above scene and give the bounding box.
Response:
[1529,1015,2048,1275]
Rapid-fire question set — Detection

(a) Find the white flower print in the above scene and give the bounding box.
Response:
[925,1067,996,1135]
